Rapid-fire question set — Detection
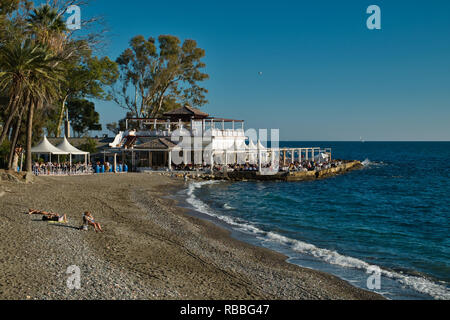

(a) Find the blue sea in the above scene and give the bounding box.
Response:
[177,142,450,300]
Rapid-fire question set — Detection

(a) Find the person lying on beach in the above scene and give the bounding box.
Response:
[28,209,56,216]
[42,213,67,223]
[28,208,48,215]
[82,211,103,232]
[28,209,67,223]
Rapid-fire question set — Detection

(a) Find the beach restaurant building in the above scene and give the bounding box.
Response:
[107,105,275,171]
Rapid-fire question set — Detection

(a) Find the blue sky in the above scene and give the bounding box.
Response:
[78,0,450,141]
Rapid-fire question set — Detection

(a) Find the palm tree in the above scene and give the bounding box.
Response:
[0,4,67,145]
[26,4,68,53]
[0,39,38,146]
[27,4,82,138]
[0,39,64,171]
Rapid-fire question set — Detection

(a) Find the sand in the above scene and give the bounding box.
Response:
[0,173,383,300]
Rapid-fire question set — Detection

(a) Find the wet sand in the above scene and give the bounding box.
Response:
[0,173,383,300]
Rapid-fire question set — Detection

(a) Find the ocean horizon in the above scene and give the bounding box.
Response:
[176,141,450,300]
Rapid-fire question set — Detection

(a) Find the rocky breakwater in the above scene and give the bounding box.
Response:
[152,160,363,182]
[285,160,363,181]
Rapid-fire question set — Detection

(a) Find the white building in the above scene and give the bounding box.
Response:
[108,105,272,171]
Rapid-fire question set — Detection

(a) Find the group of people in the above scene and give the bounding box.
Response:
[170,162,262,173]
[172,163,211,171]
[150,158,342,174]
[28,209,103,232]
[214,163,262,172]
[94,161,128,173]
[280,160,343,172]
[32,162,93,176]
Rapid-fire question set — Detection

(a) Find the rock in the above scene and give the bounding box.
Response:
[0,170,34,184]
[0,171,21,183]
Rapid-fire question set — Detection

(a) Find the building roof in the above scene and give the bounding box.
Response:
[163,105,209,119]
[134,138,177,150]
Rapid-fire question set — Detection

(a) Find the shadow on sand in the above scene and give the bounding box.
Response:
[32,219,81,230]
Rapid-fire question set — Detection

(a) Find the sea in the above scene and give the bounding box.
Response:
[175,142,450,300]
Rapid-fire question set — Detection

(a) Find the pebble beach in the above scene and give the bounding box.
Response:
[0,173,383,300]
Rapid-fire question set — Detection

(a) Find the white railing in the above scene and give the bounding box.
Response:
[121,128,246,138]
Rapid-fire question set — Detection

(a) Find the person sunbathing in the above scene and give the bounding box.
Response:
[28,209,67,223]
[82,211,103,232]
[42,212,67,223]
[28,208,48,215]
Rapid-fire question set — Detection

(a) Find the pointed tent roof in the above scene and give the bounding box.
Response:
[257,140,266,150]
[248,140,257,150]
[31,136,68,155]
[56,136,89,155]
[234,139,247,150]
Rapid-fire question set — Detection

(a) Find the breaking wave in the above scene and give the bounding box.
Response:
[362,158,386,168]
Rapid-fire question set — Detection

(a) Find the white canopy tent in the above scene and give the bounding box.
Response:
[56,136,89,166]
[257,140,270,165]
[234,139,247,164]
[31,136,68,162]
[247,140,257,164]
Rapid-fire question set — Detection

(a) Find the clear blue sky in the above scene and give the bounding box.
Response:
[79,0,450,141]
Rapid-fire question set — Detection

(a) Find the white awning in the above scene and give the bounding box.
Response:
[31,136,68,155]
[56,136,89,155]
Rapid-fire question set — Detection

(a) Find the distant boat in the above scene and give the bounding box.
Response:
[360,136,365,143]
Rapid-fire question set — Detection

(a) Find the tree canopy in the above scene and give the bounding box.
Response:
[67,98,102,137]
[111,35,209,118]
[0,2,210,172]
[0,0,116,171]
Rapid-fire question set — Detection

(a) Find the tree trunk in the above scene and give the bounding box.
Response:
[7,123,18,170]
[25,100,36,172]
[56,95,68,137]
[151,95,165,118]
[7,103,26,170]
[0,92,21,146]
[11,153,19,172]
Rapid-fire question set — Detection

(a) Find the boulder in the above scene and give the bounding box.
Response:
[0,171,21,183]
[0,170,34,184]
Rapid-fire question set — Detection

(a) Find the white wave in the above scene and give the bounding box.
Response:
[185,181,450,300]
[261,232,450,300]
[223,203,235,210]
[362,158,385,168]
[186,181,264,235]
